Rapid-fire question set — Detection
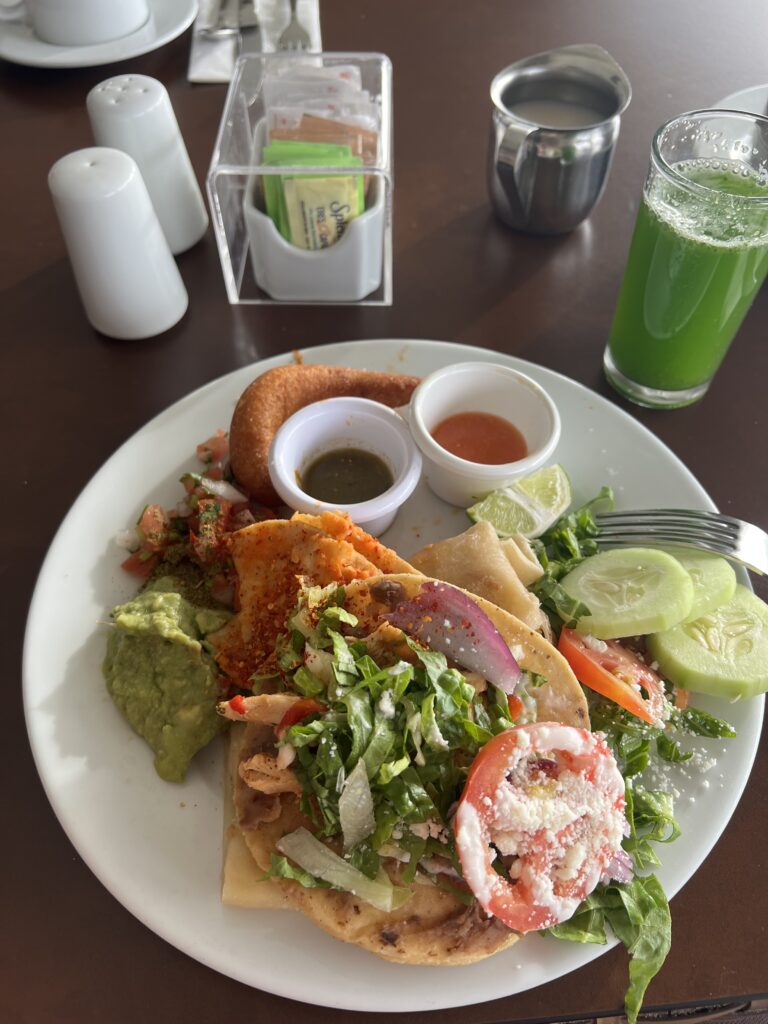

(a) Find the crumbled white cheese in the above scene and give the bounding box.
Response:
[410,819,449,843]
[377,690,396,720]
[454,803,497,905]
[582,634,608,654]
[420,856,460,878]
[484,726,625,925]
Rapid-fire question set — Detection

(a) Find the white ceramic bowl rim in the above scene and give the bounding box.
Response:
[409,361,561,477]
[268,396,423,521]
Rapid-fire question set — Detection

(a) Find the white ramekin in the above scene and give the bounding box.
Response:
[408,362,561,506]
[268,396,422,535]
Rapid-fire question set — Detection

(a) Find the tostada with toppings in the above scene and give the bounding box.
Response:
[215,557,610,964]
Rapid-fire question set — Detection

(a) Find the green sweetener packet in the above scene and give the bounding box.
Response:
[261,139,364,243]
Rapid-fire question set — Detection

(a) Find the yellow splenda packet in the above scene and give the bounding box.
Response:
[262,139,364,250]
[283,176,360,250]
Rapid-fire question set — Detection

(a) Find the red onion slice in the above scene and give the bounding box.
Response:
[384,581,522,694]
[601,848,634,885]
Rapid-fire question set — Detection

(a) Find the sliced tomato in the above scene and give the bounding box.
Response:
[454,723,627,933]
[136,504,171,552]
[120,549,160,578]
[228,694,248,715]
[190,497,232,566]
[276,698,326,738]
[506,694,524,721]
[558,628,666,726]
[674,687,690,710]
[196,429,229,465]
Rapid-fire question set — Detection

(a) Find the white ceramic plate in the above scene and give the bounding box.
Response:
[23,339,763,1013]
[713,84,768,117]
[0,0,197,68]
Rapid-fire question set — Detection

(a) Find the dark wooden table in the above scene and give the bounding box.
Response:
[3,2,767,1022]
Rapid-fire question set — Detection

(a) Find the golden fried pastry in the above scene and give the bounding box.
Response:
[229,364,420,504]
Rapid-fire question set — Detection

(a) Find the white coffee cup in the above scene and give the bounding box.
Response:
[0,0,150,46]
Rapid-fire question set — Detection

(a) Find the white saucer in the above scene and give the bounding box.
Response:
[0,0,197,68]
[713,83,768,117]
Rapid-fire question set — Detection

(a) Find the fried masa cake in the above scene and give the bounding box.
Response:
[228,365,420,506]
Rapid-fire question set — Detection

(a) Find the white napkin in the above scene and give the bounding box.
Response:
[188,0,322,84]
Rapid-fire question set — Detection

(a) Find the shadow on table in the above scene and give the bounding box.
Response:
[390,204,583,340]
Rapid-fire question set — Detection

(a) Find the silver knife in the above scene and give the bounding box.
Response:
[237,0,262,55]
[201,0,239,37]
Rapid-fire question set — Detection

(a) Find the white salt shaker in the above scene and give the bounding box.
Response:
[86,75,209,255]
[48,147,189,340]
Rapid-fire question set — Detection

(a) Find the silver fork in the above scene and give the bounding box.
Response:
[277,0,311,50]
[595,509,768,575]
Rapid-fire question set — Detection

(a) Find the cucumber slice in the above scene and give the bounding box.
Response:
[647,584,768,699]
[662,549,737,622]
[561,547,694,639]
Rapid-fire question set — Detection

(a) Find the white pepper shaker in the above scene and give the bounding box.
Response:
[86,75,209,255]
[48,147,189,340]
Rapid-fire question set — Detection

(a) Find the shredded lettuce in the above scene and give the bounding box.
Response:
[590,697,736,779]
[531,486,614,628]
[671,705,736,739]
[276,827,411,912]
[278,583,501,884]
[547,875,671,1024]
[263,853,332,889]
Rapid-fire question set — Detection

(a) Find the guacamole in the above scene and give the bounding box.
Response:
[103,577,232,783]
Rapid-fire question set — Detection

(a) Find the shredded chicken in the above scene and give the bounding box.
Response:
[217,692,300,724]
[239,752,303,795]
[362,623,418,667]
[464,671,487,694]
[238,791,283,828]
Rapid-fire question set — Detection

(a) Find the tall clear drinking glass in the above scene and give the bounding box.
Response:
[604,109,768,408]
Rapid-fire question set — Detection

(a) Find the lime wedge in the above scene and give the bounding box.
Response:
[467,465,571,539]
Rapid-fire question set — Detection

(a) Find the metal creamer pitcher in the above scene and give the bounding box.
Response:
[488,44,631,235]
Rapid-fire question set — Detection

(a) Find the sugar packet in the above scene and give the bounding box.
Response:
[258,62,379,248]
[261,139,364,249]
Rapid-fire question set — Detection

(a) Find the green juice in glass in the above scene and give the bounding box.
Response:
[607,161,768,401]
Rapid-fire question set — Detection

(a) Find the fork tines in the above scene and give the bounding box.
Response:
[595,509,767,575]
[277,1,311,50]
[598,510,740,541]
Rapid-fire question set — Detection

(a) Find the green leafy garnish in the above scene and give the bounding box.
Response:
[531,487,614,628]
[590,698,735,775]
[277,582,511,880]
[547,875,671,1024]
[262,853,331,888]
[670,705,736,738]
